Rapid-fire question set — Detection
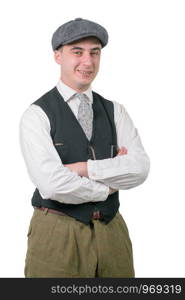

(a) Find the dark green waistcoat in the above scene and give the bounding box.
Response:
[31,87,119,224]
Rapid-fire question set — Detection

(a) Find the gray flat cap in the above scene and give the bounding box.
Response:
[51,18,108,50]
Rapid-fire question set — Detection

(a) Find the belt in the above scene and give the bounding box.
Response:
[35,206,67,216]
[35,207,103,220]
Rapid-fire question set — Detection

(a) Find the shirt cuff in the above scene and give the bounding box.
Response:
[87,159,99,180]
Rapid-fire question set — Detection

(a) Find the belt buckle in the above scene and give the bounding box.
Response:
[92,210,101,220]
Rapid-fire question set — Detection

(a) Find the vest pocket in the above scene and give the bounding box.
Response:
[54,143,68,161]
[54,142,65,146]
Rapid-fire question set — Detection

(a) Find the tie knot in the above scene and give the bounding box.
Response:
[76,93,88,102]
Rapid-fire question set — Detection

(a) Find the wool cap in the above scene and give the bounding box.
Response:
[51,18,108,50]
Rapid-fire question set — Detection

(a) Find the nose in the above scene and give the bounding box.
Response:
[81,53,93,66]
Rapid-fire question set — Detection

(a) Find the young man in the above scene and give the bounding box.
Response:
[20,18,150,277]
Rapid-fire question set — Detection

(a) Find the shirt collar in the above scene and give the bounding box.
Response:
[56,80,93,104]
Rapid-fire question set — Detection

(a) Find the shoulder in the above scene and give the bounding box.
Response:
[112,100,127,116]
[20,104,50,130]
[33,87,58,107]
[93,91,127,117]
[92,91,112,104]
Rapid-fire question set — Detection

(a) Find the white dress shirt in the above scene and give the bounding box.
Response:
[19,80,150,204]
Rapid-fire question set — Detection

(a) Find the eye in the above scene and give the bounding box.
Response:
[74,51,82,56]
[91,51,100,56]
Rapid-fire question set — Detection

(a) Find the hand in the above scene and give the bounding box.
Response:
[116,146,128,156]
[109,187,118,195]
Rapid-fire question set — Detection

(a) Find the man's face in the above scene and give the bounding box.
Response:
[54,38,102,92]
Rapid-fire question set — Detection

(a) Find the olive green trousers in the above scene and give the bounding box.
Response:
[24,208,135,277]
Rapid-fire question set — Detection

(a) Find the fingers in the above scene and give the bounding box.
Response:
[109,187,118,195]
[117,146,128,156]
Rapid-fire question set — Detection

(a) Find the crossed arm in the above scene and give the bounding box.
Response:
[20,103,150,204]
[64,147,128,194]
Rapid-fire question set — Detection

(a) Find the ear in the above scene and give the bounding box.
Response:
[54,50,62,65]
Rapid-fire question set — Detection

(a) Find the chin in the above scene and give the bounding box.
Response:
[76,79,92,88]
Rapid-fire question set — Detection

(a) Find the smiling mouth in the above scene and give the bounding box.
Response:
[77,70,93,76]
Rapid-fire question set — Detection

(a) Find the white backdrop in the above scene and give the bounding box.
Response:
[0,0,184,277]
